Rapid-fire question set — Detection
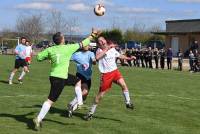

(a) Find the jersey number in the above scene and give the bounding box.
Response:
[56,54,61,64]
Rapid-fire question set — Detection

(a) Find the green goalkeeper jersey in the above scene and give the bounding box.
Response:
[37,38,90,79]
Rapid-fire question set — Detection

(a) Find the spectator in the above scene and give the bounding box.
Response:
[144,49,149,68]
[177,49,183,71]
[189,50,194,71]
[159,49,165,70]
[153,48,159,69]
[148,47,153,68]
[167,48,173,69]
[140,49,145,68]
[126,49,132,67]
[135,48,140,67]
[191,41,199,51]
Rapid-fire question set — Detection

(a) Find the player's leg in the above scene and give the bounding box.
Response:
[18,66,29,84]
[9,59,20,84]
[75,80,83,106]
[67,80,90,118]
[18,60,29,83]
[85,74,112,121]
[9,68,18,85]
[84,90,107,121]
[34,77,65,130]
[116,78,134,110]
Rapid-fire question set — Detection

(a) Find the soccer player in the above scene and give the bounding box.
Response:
[67,45,96,117]
[8,37,29,84]
[25,40,33,66]
[33,29,100,130]
[84,36,135,121]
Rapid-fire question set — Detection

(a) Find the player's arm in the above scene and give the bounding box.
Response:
[96,44,117,60]
[14,45,20,55]
[119,54,136,61]
[95,48,108,60]
[68,28,101,55]
[92,58,96,65]
[37,49,49,61]
[91,52,96,65]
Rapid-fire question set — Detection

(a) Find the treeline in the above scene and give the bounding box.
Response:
[101,28,165,46]
[0,12,164,48]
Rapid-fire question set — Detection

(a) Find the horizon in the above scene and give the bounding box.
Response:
[0,0,200,34]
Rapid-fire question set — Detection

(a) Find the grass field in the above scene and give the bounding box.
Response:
[0,55,200,134]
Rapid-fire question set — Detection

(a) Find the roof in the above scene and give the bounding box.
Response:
[152,31,200,35]
[166,19,200,33]
[166,19,200,23]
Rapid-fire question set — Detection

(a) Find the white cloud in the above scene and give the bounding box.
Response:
[67,3,91,12]
[169,0,200,3]
[15,2,52,10]
[183,10,195,14]
[117,7,160,14]
[34,0,65,3]
[95,0,114,6]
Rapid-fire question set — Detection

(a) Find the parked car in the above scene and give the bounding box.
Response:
[120,41,141,49]
[0,46,8,54]
[36,41,50,48]
[145,40,165,50]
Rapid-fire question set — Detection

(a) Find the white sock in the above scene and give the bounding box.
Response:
[37,101,51,122]
[75,86,83,105]
[9,72,15,81]
[89,104,97,114]
[72,103,78,111]
[70,97,78,106]
[19,71,26,80]
[123,90,131,104]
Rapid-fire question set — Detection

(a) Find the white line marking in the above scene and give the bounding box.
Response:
[0,94,199,101]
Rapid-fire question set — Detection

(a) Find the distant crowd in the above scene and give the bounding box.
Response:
[115,47,200,72]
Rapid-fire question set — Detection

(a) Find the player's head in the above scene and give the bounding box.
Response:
[83,45,89,51]
[97,36,107,48]
[25,40,31,46]
[20,37,26,45]
[53,32,65,45]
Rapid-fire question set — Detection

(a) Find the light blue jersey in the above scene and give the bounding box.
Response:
[71,51,95,80]
[15,44,27,59]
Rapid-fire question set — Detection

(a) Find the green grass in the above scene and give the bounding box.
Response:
[0,55,200,134]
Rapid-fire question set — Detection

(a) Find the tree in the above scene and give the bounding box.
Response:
[66,17,80,42]
[47,10,68,34]
[16,14,44,43]
[101,28,124,45]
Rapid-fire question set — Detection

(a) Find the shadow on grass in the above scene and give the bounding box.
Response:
[0,111,76,131]
[0,112,36,131]
[22,105,122,123]
[0,80,18,85]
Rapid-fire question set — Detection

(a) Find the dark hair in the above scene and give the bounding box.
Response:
[20,37,26,41]
[53,32,63,45]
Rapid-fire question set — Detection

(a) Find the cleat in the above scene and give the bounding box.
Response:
[67,104,73,118]
[84,113,93,121]
[33,118,42,131]
[18,79,23,84]
[68,110,73,118]
[77,104,83,110]
[8,81,13,85]
[126,103,134,110]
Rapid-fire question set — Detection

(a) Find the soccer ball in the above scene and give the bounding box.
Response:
[94,4,106,16]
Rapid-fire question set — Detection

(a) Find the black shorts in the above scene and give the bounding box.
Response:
[76,73,91,90]
[48,76,66,102]
[14,59,27,69]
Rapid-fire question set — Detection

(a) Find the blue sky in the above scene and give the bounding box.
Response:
[0,0,200,34]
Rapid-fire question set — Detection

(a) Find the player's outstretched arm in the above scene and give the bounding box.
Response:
[82,28,101,48]
[67,28,101,55]
[119,54,136,61]
[37,49,49,61]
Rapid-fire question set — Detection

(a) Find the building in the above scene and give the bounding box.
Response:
[154,19,200,56]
